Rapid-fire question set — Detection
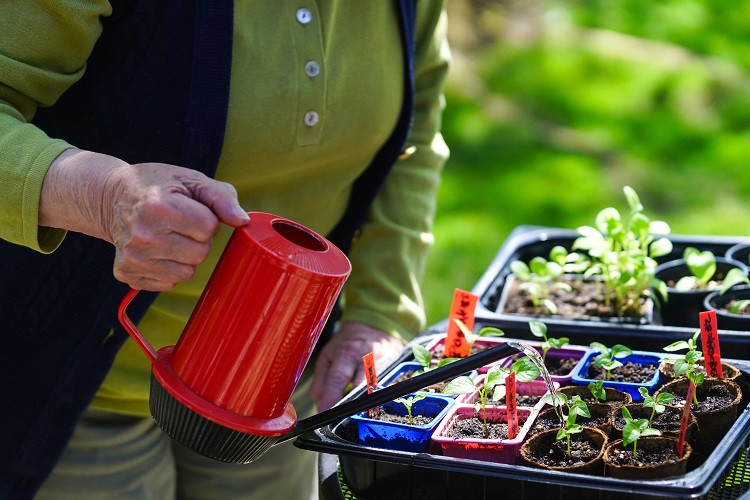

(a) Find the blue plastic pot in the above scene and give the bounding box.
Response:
[350,393,455,452]
[570,350,661,402]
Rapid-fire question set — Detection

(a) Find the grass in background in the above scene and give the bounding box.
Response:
[423,0,750,325]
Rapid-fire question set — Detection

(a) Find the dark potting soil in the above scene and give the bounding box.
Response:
[546,356,579,376]
[503,278,648,320]
[450,417,515,440]
[664,273,730,291]
[670,384,736,413]
[606,444,680,467]
[530,413,610,435]
[474,383,544,406]
[367,407,434,426]
[392,371,450,393]
[527,434,602,467]
[586,361,657,383]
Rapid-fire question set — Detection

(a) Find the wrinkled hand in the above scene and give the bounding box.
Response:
[39,149,249,291]
[310,322,404,411]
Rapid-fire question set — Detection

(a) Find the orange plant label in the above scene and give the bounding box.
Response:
[363,352,378,417]
[678,381,695,458]
[363,352,378,393]
[699,310,723,378]
[506,372,518,440]
[444,289,478,358]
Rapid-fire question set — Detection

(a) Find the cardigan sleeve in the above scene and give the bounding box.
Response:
[0,1,111,251]
[339,0,451,342]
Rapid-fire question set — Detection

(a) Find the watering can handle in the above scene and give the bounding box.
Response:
[118,288,157,362]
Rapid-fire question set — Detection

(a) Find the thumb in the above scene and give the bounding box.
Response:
[189,177,250,227]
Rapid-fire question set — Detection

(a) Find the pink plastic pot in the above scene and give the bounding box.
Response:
[431,404,537,464]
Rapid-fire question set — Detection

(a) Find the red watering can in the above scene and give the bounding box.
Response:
[119,212,520,463]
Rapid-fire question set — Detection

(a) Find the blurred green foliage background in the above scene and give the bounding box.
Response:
[422,0,750,325]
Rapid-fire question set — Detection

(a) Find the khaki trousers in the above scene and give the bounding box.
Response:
[36,375,318,500]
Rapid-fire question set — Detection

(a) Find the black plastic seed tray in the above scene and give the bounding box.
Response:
[298,334,750,500]
[470,225,750,358]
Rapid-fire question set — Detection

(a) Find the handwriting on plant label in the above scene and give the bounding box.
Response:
[444,289,478,358]
[506,372,518,439]
[699,310,723,378]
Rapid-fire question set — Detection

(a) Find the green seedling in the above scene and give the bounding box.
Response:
[663,330,704,405]
[529,320,569,363]
[620,405,661,461]
[729,299,750,314]
[662,330,699,375]
[674,247,750,292]
[663,330,700,354]
[453,319,504,352]
[393,394,427,425]
[411,344,458,375]
[573,186,673,318]
[491,356,542,405]
[509,246,587,314]
[588,380,606,403]
[541,392,590,457]
[548,245,592,275]
[442,358,539,438]
[590,341,632,381]
[674,351,705,406]
[639,386,674,427]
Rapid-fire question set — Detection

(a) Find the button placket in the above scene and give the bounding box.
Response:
[293,4,326,145]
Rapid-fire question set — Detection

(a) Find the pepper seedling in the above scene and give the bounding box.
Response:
[663,329,704,405]
[590,341,632,381]
[620,405,661,461]
[529,320,569,364]
[442,358,539,438]
[639,386,674,427]
[662,330,699,376]
[673,351,705,406]
[587,379,606,403]
[541,392,590,458]
[393,394,427,425]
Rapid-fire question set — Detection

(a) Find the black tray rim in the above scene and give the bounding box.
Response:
[295,333,750,499]
[471,225,750,343]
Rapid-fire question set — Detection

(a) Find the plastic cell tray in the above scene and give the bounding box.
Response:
[299,337,750,500]
[469,226,750,358]
[300,226,750,499]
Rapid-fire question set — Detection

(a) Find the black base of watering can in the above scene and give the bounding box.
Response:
[149,375,282,464]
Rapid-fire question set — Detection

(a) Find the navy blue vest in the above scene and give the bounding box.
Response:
[0,0,417,496]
